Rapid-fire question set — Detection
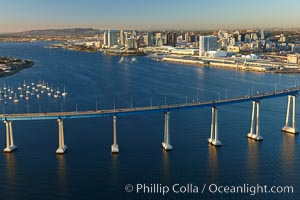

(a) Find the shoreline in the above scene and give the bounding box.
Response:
[159,57,300,74]
[46,42,300,74]
[0,60,34,77]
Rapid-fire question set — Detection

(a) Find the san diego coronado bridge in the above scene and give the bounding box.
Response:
[0,86,299,154]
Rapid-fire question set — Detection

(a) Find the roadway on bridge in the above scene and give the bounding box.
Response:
[0,87,298,121]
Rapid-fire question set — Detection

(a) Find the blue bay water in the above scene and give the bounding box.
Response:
[0,42,299,199]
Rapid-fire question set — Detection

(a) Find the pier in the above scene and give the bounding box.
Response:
[0,86,299,154]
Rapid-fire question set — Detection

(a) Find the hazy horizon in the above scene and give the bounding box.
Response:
[1,0,300,33]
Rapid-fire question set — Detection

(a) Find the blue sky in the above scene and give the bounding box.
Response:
[0,0,299,32]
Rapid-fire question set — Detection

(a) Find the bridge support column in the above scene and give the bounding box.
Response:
[111,115,119,153]
[56,118,67,154]
[3,121,17,152]
[162,111,173,150]
[247,101,263,141]
[208,107,222,146]
[282,95,298,134]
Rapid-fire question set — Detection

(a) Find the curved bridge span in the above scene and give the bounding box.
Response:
[1,87,299,154]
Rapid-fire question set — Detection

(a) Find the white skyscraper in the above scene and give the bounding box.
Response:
[103,31,108,46]
[199,36,218,56]
[119,30,125,47]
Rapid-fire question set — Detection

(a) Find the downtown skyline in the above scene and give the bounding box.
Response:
[0,0,300,32]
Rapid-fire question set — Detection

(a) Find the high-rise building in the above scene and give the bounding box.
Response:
[103,31,108,46]
[132,30,137,39]
[155,33,162,46]
[167,32,177,47]
[108,30,118,48]
[125,38,139,49]
[190,34,196,42]
[199,36,218,55]
[119,30,125,47]
[184,32,190,42]
[146,32,153,47]
[260,30,265,40]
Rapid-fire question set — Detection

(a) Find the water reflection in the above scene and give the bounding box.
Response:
[247,139,260,182]
[162,150,171,183]
[4,153,16,199]
[111,154,120,183]
[280,132,296,176]
[56,155,68,192]
[208,146,219,180]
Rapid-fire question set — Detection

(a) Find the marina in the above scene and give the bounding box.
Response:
[0,80,67,106]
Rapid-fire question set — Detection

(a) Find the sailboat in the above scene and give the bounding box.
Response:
[53,90,58,98]
[13,94,19,103]
[19,90,24,98]
[25,93,29,100]
[42,80,46,89]
[62,87,67,97]
[18,83,22,90]
[8,93,12,100]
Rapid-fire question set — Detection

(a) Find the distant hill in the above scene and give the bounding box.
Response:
[0,28,103,37]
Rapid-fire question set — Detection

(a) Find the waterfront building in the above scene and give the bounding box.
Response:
[287,54,299,64]
[125,37,139,49]
[85,41,95,47]
[95,41,101,48]
[157,38,163,47]
[162,34,167,45]
[108,30,118,48]
[184,32,190,42]
[119,30,125,47]
[145,32,153,47]
[167,32,177,47]
[103,31,108,47]
[207,50,227,58]
[199,35,218,56]
[170,48,199,55]
[155,33,162,46]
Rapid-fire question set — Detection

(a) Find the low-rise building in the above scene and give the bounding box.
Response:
[287,54,299,64]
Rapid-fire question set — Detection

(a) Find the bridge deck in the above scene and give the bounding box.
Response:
[0,87,298,121]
